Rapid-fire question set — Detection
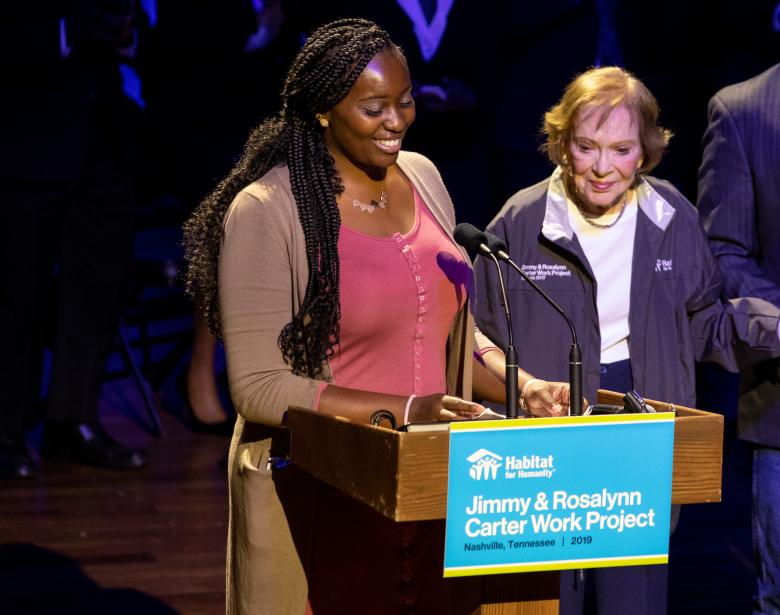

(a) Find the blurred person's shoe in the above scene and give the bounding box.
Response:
[176,372,234,437]
[42,422,147,469]
[182,401,235,437]
[0,435,37,479]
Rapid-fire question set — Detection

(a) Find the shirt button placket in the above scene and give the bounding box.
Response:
[399,239,426,396]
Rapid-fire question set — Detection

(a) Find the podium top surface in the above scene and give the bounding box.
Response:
[287,392,723,522]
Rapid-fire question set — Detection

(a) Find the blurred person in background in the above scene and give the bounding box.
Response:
[698,62,780,615]
[142,0,297,434]
[0,1,148,477]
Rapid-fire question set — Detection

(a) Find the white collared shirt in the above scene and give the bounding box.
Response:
[567,192,638,364]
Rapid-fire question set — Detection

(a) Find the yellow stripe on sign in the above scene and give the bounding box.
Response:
[443,554,669,577]
[450,413,676,433]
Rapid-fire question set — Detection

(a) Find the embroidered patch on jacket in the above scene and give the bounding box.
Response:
[519,263,572,281]
[655,258,673,272]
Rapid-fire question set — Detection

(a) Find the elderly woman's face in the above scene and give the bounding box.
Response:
[323,48,415,173]
[568,104,643,215]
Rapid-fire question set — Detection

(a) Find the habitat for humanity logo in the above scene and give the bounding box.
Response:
[467,449,503,480]
[468,449,557,481]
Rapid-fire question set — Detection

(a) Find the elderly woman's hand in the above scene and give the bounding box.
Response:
[520,380,582,417]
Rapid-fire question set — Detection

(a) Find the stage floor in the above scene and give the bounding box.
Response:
[0,378,228,615]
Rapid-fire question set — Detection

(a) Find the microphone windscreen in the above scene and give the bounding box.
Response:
[483,230,508,254]
[453,223,488,260]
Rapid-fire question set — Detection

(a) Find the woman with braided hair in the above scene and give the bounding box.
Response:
[184,18,571,614]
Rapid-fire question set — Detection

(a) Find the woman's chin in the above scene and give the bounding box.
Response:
[581,192,625,215]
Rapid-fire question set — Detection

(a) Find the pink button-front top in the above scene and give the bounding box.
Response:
[324,187,470,399]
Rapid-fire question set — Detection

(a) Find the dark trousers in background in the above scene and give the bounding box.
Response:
[0,135,134,438]
[559,359,670,615]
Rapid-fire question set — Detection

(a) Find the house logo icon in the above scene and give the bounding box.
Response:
[467,449,503,480]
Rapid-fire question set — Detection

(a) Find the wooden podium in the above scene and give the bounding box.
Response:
[287,392,723,614]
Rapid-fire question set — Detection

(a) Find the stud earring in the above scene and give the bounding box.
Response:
[316,114,329,128]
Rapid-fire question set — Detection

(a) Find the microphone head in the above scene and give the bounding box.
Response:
[453,223,489,260]
[483,230,508,254]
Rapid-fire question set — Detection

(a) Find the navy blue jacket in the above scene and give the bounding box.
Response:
[474,169,780,408]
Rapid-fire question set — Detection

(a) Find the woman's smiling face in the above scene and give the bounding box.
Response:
[322,47,415,173]
[568,103,643,215]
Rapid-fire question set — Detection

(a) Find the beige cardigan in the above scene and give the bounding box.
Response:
[219,150,475,614]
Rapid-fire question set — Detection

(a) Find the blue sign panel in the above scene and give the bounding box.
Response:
[443,413,675,577]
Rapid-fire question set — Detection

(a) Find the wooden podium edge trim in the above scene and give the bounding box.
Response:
[288,391,724,522]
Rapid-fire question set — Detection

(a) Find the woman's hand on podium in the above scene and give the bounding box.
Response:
[521,380,578,417]
[409,394,486,423]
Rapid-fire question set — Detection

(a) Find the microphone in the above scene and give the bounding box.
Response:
[453,223,491,260]
[481,229,583,416]
[454,223,519,418]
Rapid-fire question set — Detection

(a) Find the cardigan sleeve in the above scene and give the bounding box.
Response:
[219,182,321,426]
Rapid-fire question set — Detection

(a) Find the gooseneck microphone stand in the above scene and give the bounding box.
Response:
[484,251,519,418]
[453,223,519,417]
[455,223,583,416]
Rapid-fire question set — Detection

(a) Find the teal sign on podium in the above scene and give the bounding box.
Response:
[443,413,675,577]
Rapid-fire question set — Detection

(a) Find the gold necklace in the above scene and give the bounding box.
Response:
[343,182,388,213]
[578,194,628,229]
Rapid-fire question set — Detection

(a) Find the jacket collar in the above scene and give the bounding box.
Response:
[541,166,676,242]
